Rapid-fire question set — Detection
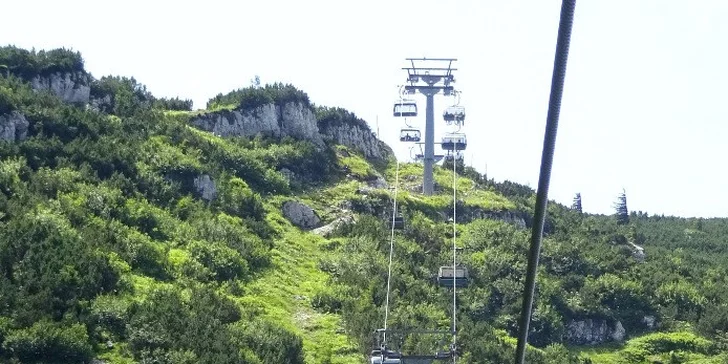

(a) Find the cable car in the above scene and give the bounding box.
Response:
[441,133,467,151]
[399,128,421,142]
[443,106,465,123]
[437,266,469,288]
[393,214,404,230]
[393,100,417,117]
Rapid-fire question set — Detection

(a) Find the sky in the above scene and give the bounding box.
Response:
[2,0,727,218]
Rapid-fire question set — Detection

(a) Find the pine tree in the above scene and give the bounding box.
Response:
[614,189,629,225]
[571,193,582,213]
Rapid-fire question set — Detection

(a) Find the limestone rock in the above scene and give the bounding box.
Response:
[566,319,626,345]
[0,111,29,142]
[282,200,321,229]
[313,214,355,238]
[193,175,217,201]
[190,101,391,159]
[31,72,90,104]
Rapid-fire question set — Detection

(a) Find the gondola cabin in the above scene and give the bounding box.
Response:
[393,100,418,117]
[437,266,469,288]
[441,133,467,151]
[443,106,465,123]
[399,128,421,142]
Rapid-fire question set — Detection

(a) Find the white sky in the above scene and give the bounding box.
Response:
[2,0,727,218]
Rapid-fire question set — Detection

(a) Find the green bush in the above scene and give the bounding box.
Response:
[206,83,310,110]
[0,46,84,79]
[0,85,16,114]
[188,240,249,282]
[215,176,265,220]
[2,320,93,363]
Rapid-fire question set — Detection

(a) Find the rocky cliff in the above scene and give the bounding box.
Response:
[318,121,389,159]
[191,102,322,146]
[191,102,390,160]
[31,71,91,104]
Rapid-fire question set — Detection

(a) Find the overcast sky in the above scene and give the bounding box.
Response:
[3,0,727,218]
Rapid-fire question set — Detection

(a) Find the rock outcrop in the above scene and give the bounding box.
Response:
[191,102,391,160]
[0,111,29,142]
[320,122,388,159]
[282,200,321,229]
[31,71,91,104]
[191,103,322,146]
[193,175,217,201]
[566,319,625,345]
[313,214,356,238]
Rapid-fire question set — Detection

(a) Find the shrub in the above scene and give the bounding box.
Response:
[2,320,93,363]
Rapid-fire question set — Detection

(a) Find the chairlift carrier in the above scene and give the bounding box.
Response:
[443,106,466,123]
[438,266,469,288]
[441,133,467,151]
[399,128,421,142]
[393,100,417,117]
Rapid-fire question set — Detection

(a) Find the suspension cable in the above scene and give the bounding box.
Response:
[383,160,401,345]
[514,0,576,363]
[451,148,458,363]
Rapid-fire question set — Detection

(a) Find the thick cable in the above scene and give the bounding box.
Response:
[383,160,401,345]
[514,0,576,363]
[451,146,458,363]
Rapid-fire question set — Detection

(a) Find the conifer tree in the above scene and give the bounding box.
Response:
[614,189,629,225]
[572,193,582,213]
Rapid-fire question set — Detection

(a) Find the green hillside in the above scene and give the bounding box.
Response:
[2,46,728,363]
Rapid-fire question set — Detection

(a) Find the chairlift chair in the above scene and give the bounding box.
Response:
[441,133,467,151]
[443,106,465,124]
[443,152,464,162]
[414,154,445,163]
[437,266,469,288]
[399,128,421,142]
[393,100,417,117]
[393,214,404,230]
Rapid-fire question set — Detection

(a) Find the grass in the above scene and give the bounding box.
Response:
[239,204,360,364]
[336,145,377,180]
[570,331,727,364]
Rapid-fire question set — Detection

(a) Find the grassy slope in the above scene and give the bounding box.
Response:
[240,199,360,364]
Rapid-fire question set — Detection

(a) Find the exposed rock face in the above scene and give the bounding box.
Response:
[193,175,217,201]
[191,103,322,146]
[320,122,387,159]
[89,94,112,113]
[642,315,657,329]
[0,111,29,142]
[566,319,625,345]
[628,241,646,262]
[367,175,388,189]
[31,72,91,104]
[313,214,356,238]
[282,200,321,229]
[191,102,391,160]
